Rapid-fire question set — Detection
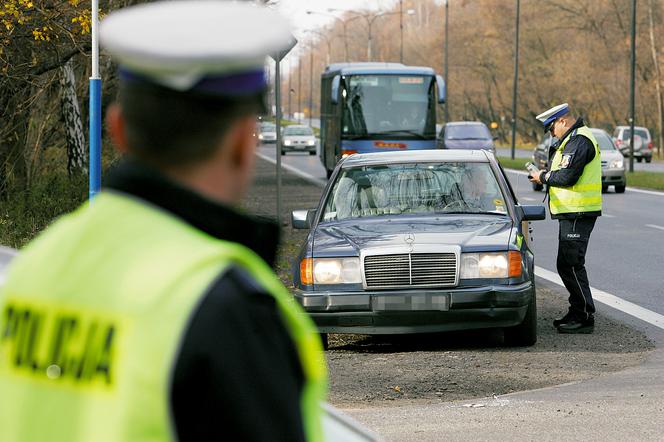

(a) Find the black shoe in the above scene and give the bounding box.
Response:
[557,317,594,334]
[553,312,574,328]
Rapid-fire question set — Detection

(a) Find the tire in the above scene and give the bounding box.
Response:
[646,157,652,163]
[320,333,329,350]
[615,184,626,193]
[503,289,537,347]
[637,157,643,163]
[281,149,286,156]
[309,151,316,156]
[602,184,609,193]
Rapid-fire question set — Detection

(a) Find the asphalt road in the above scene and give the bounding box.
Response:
[257,143,664,440]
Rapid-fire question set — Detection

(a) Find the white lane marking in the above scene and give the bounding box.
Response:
[646,224,664,231]
[535,266,664,330]
[520,197,536,201]
[603,214,616,218]
[256,152,327,187]
[503,168,664,196]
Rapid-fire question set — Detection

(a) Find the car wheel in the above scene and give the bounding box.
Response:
[602,184,609,193]
[637,157,643,163]
[320,333,329,350]
[309,151,316,156]
[503,289,537,347]
[615,184,626,193]
[646,157,652,163]
[281,149,286,156]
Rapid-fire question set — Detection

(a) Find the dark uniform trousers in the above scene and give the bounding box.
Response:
[556,217,597,320]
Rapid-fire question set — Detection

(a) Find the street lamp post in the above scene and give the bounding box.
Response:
[298,59,302,123]
[309,29,333,67]
[309,48,314,127]
[510,0,521,160]
[306,10,349,60]
[287,56,292,119]
[444,0,449,122]
[629,0,637,173]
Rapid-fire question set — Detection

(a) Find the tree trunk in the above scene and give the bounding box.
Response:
[59,58,87,175]
[648,0,663,158]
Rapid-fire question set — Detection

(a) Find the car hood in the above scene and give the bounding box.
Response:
[444,139,493,150]
[601,150,623,161]
[312,216,514,257]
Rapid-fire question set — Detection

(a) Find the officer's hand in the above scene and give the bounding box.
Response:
[529,171,543,184]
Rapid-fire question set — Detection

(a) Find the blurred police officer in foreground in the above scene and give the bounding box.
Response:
[0,2,327,440]
[530,104,602,334]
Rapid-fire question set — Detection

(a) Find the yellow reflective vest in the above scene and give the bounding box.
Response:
[0,192,327,442]
[549,126,602,215]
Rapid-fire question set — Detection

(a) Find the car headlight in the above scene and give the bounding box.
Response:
[460,251,522,279]
[610,159,624,169]
[284,140,292,146]
[258,134,264,140]
[300,258,361,285]
[308,140,316,146]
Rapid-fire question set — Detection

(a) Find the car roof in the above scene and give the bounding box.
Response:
[341,150,491,168]
[615,125,649,131]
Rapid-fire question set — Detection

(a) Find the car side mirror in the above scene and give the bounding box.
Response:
[436,75,446,104]
[517,204,546,221]
[291,209,316,229]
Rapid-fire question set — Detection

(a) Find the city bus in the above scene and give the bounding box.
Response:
[319,62,446,178]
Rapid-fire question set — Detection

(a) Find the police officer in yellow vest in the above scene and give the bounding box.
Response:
[0,2,327,441]
[530,103,602,334]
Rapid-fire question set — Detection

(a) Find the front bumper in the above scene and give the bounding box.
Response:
[294,281,533,334]
[602,168,626,186]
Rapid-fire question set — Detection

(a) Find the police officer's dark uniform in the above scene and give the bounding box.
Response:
[533,103,602,334]
[0,2,326,441]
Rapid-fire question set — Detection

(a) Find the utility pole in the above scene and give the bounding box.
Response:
[400,0,404,63]
[298,59,302,123]
[444,0,449,122]
[309,48,314,127]
[510,0,521,160]
[287,57,292,120]
[629,0,637,173]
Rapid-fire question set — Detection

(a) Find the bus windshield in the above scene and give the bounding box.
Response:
[341,75,436,140]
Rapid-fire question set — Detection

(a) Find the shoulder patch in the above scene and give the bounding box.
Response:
[560,154,574,168]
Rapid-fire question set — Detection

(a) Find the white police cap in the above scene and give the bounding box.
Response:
[100,1,292,96]
[535,103,569,132]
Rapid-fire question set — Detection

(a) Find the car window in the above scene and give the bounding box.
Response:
[445,124,491,140]
[284,126,314,136]
[260,123,276,132]
[613,128,621,138]
[619,128,650,140]
[591,131,617,151]
[321,162,508,221]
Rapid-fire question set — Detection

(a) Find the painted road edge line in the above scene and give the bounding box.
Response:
[256,152,327,187]
[503,168,664,196]
[535,265,664,330]
[646,224,664,231]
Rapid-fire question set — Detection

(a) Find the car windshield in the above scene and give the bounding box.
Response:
[618,128,649,140]
[321,162,508,222]
[341,74,436,139]
[284,126,313,136]
[591,131,617,151]
[445,124,491,140]
[260,123,276,132]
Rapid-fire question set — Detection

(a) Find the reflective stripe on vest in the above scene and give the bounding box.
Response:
[549,126,602,215]
[0,192,327,442]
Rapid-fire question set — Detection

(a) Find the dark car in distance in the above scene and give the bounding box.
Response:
[291,150,545,347]
[437,121,496,153]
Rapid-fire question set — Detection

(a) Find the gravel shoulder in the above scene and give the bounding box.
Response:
[245,157,655,408]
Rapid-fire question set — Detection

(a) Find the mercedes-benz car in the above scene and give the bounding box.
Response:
[291,150,545,347]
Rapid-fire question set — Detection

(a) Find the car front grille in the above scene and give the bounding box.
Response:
[364,253,457,289]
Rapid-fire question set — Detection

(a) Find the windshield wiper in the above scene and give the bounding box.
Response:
[373,130,428,139]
